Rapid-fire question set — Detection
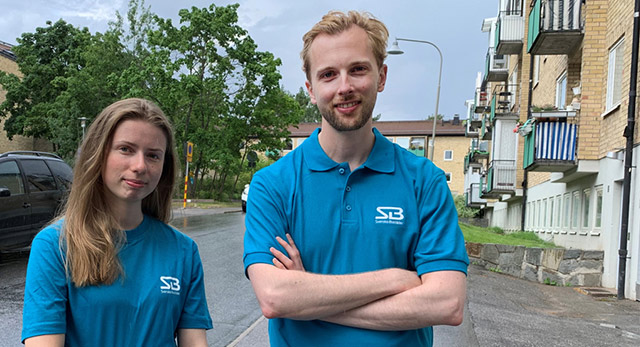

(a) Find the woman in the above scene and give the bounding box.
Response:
[21,98,212,346]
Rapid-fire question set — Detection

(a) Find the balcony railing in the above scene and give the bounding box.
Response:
[527,0,583,55]
[496,10,525,55]
[467,183,487,208]
[481,115,492,140]
[484,48,508,82]
[474,87,490,114]
[524,121,577,172]
[482,159,517,197]
[490,85,518,123]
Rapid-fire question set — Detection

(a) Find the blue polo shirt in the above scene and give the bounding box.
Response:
[243,127,468,347]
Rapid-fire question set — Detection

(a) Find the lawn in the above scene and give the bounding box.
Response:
[460,223,557,248]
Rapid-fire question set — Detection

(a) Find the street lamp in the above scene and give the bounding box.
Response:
[78,117,88,141]
[388,38,443,162]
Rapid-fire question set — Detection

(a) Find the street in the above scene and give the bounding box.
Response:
[2,210,640,346]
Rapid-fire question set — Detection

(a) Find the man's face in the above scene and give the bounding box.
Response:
[305,26,387,132]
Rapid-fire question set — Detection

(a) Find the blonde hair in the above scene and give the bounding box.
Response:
[301,10,389,81]
[61,98,177,286]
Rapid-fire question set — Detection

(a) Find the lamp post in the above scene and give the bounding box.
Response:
[78,117,88,141]
[388,38,443,162]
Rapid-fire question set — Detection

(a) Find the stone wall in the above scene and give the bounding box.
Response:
[466,242,604,287]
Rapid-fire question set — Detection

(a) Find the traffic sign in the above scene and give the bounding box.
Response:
[187,142,193,162]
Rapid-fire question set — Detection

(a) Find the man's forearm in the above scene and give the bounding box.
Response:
[247,263,422,320]
[321,271,467,331]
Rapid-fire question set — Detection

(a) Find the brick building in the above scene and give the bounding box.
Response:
[463,0,640,300]
[0,40,51,153]
[286,118,468,194]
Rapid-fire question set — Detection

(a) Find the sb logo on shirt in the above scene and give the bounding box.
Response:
[160,276,181,295]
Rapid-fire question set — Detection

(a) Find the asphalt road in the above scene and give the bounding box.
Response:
[2,208,640,346]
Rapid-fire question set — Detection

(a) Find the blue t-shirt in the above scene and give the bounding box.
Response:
[22,215,213,346]
[243,128,469,347]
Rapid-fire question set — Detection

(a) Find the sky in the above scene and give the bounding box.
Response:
[0,0,498,121]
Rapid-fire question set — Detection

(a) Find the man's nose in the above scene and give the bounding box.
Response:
[337,74,354,95]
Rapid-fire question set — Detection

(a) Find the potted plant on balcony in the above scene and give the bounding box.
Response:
[514,119,534,136]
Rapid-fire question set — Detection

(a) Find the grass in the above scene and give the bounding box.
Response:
[460,223,557,248]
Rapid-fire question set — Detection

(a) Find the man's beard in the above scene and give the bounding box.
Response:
[319,98,375,132]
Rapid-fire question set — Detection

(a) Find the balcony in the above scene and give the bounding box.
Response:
[527,0,583,55]
[466,104,482,137]
[523,121,577,172]
[481,159,517,198]
[481,115,492,140]
[466,183,487,208]
[496,10,525,55]
[474,87,490,114]
[490,86,519,123]
[484,48,508,82]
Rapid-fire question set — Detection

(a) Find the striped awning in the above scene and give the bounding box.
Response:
[535,122,576,160]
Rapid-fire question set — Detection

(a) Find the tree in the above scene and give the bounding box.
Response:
[426,114,445,121]
[294,87,321,122]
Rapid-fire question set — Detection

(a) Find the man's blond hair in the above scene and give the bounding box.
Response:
[301,10,389,81]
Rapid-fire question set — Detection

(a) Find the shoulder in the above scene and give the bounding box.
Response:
[393,145,444,179]
[32,219,64,246]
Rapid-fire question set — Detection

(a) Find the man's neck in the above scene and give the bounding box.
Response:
[318,121,375,171]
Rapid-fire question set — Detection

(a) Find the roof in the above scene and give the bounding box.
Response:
[0,40,16,61]
[288,119,466,137]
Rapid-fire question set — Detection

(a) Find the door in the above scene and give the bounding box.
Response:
[20,159,59,235]
[0,160,31,249]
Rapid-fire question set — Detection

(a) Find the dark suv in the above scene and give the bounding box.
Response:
[0,151,73,250]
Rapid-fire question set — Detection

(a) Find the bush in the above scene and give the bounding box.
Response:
[453,194,480,218]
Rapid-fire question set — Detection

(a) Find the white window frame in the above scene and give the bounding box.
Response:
[571,191,581,229]
[595,187,603,229]
[606,38,625,112]
[549,197,555,229]
[556,71,568,110]
[555,195,562,228]
[582,188,591,229]
[444,150,453,161]
[445,172,452,183]
[563,193,571,229]
[532,55,540,86]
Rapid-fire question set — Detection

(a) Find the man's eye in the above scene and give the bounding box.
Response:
[321,71,334,79]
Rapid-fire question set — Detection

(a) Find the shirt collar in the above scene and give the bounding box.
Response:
[302,127,395,173]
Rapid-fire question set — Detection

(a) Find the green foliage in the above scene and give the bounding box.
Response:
[543,278,558,286]
[453,194,480,218]
[460,223,557,248]
[294,87,321,123]
[1,0,302,200]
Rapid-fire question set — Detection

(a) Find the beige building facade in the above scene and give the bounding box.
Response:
[464,0,640,300]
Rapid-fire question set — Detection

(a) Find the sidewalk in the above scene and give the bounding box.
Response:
[229,264,640,346]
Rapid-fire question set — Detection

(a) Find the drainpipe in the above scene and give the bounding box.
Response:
[521,52,534,232]
[618,0,640,300]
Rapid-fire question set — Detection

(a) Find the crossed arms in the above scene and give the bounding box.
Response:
[247,234,467,331]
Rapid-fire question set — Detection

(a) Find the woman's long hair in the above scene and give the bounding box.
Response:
[61,98,177,286]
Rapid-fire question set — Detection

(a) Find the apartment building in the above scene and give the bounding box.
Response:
[463,0,639,300]
[0,40,51,152]
[286,119,468,194]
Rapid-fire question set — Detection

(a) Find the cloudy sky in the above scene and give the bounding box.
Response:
[0,0,498,121]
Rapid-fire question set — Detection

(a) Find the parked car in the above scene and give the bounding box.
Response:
[0,151,73,251]
[241,184,250,213]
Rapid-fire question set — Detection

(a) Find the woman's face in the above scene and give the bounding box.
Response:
[102,119,167,211]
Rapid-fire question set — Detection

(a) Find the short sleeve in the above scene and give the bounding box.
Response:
[243,171,289,277]
[414,168,469,276]
[21,223,68,342]
[177,242,213,330]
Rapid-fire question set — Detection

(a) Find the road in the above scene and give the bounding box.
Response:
[2,209,640,346]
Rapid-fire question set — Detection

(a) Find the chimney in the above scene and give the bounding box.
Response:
[453,114,460,125]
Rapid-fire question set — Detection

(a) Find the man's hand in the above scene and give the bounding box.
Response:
[270,233,305,271]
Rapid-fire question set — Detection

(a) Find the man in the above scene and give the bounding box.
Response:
[243,10,469,346]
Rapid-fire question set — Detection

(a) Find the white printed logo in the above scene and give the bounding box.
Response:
[160,276,181,295]
[375,207,405,225]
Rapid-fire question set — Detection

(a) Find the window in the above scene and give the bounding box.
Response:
[537,200,541,228]
[582,189,591,229]
[563,193,571,228]
[555,195,562,228]
[396,137,410,149]
[0,161,25,195]
[595,187,603,228]
[549,197,555,228]
[444,150,453,161]
[571,191,580,229]
[607,38,625,111]
[444,172,452,183]
[542,199,548,228]
[22,159,57,192]
[556,71,567,109]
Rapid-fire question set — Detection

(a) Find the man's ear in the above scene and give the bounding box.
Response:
[305,80,317,104]
[377,64,388,92]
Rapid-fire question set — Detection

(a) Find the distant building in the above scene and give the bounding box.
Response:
[0,40,51,153]
[285,117,468,195]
